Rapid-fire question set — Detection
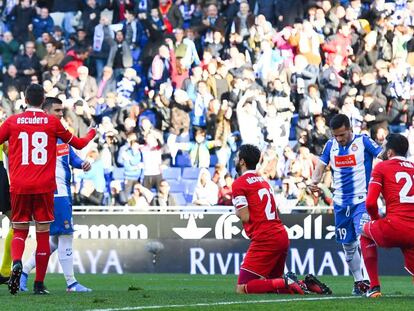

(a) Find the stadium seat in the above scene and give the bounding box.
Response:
[173,192,187,206]
[112,167,125,180]
[182,179,197,195]
[162,167,181,181]
[185,194,193,203]
[210,154,218,167]
[169,180,186,193]
[175,153,192,167]
[182,167,200,180]
[208,167,215,178]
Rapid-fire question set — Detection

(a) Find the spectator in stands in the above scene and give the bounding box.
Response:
[310,116,331,156]
[158,0,184,33]
[32,7,54,39]
[42,64,68,94]
[77,146,106,206]
[198,3,226,42]
[72,66,98,106]
[60,46,89,79]
[40,41,64,71]
[96,66,117,99]
[192,168,219,206]
[92,15,113,79]
[151,179,177,207]
[218,173,233,206]
[82,0,104,41]
[117,132,142,198]
[107,30,133,80]
[231,1,254,40]
[109,0,134,25]
[0,32,19,69]
[2,65,21,95]
[15,40,41,87]
[174,127,220,168]
[362,93,388,138]
[8,0,36,44]
[179,0,195,29]
[141,131,163,191]
[116,67,141,105]
[127,183,154,208]
[51,0,84,38]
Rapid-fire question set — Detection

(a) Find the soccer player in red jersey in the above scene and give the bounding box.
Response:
[361,134,414,298]
[232,144,331,295]
[0,84,96,295]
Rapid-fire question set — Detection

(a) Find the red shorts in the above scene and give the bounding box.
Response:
[363,218,414,275]
[238,229,289,284]
[11,192,54,223]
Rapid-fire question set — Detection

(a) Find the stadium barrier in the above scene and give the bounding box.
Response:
[0,208,405,276]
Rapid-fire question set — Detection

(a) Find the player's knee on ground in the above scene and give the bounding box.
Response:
[236,284,246,294]
[343,241,359,262]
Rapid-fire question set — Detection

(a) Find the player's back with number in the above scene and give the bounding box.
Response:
[373,158,414,223]
[232,171,285,240]
[0,108,73,194]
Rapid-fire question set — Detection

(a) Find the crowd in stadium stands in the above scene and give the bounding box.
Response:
[0,0,413,208]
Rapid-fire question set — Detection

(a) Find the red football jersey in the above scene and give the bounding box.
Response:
[232,170,285,240]
[0,108,74,194]
[370,156,414,221]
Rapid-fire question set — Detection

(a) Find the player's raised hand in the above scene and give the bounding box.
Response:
[81,161,92,172]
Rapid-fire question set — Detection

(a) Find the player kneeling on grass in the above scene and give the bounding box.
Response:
[361,134,414,298]
[20,97,92,293]
[232,144,332,295]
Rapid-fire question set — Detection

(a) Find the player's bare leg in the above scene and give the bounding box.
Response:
[360,229,381,298]
[9,222,29,295]
[33,222,51,295]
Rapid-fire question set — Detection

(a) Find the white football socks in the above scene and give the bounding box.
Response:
[343,242,363,282]
[58,235,77,287]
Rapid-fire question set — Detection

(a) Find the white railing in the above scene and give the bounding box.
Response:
[71,205,333,214]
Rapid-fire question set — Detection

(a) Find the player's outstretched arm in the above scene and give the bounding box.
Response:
[67,129,97,149]
[309,161,326,192]
[55,116,97,150]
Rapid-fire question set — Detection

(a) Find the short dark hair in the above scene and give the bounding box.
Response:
[25,84,45,107]
[42,97,62,111]
[329,114,350,130]
[385,134,409,157]
[238,144,261,170]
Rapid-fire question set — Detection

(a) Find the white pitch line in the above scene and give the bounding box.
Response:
[86,295,403,311]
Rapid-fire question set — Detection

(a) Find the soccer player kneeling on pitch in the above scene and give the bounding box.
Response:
[361,134,414,298]
[232,144,332,295]
[20,97,92,293]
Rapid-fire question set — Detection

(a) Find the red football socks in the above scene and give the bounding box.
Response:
[360,235,380,288]
[245,278,288,294]
[35,231,51,283]
[11,228,29,262]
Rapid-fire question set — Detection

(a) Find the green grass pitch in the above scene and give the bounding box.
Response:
[0,274,413,310]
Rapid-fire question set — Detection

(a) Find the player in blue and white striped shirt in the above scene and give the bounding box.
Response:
[309,114,382,296]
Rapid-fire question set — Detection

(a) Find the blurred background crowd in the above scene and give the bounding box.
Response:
[0,0,413,209]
